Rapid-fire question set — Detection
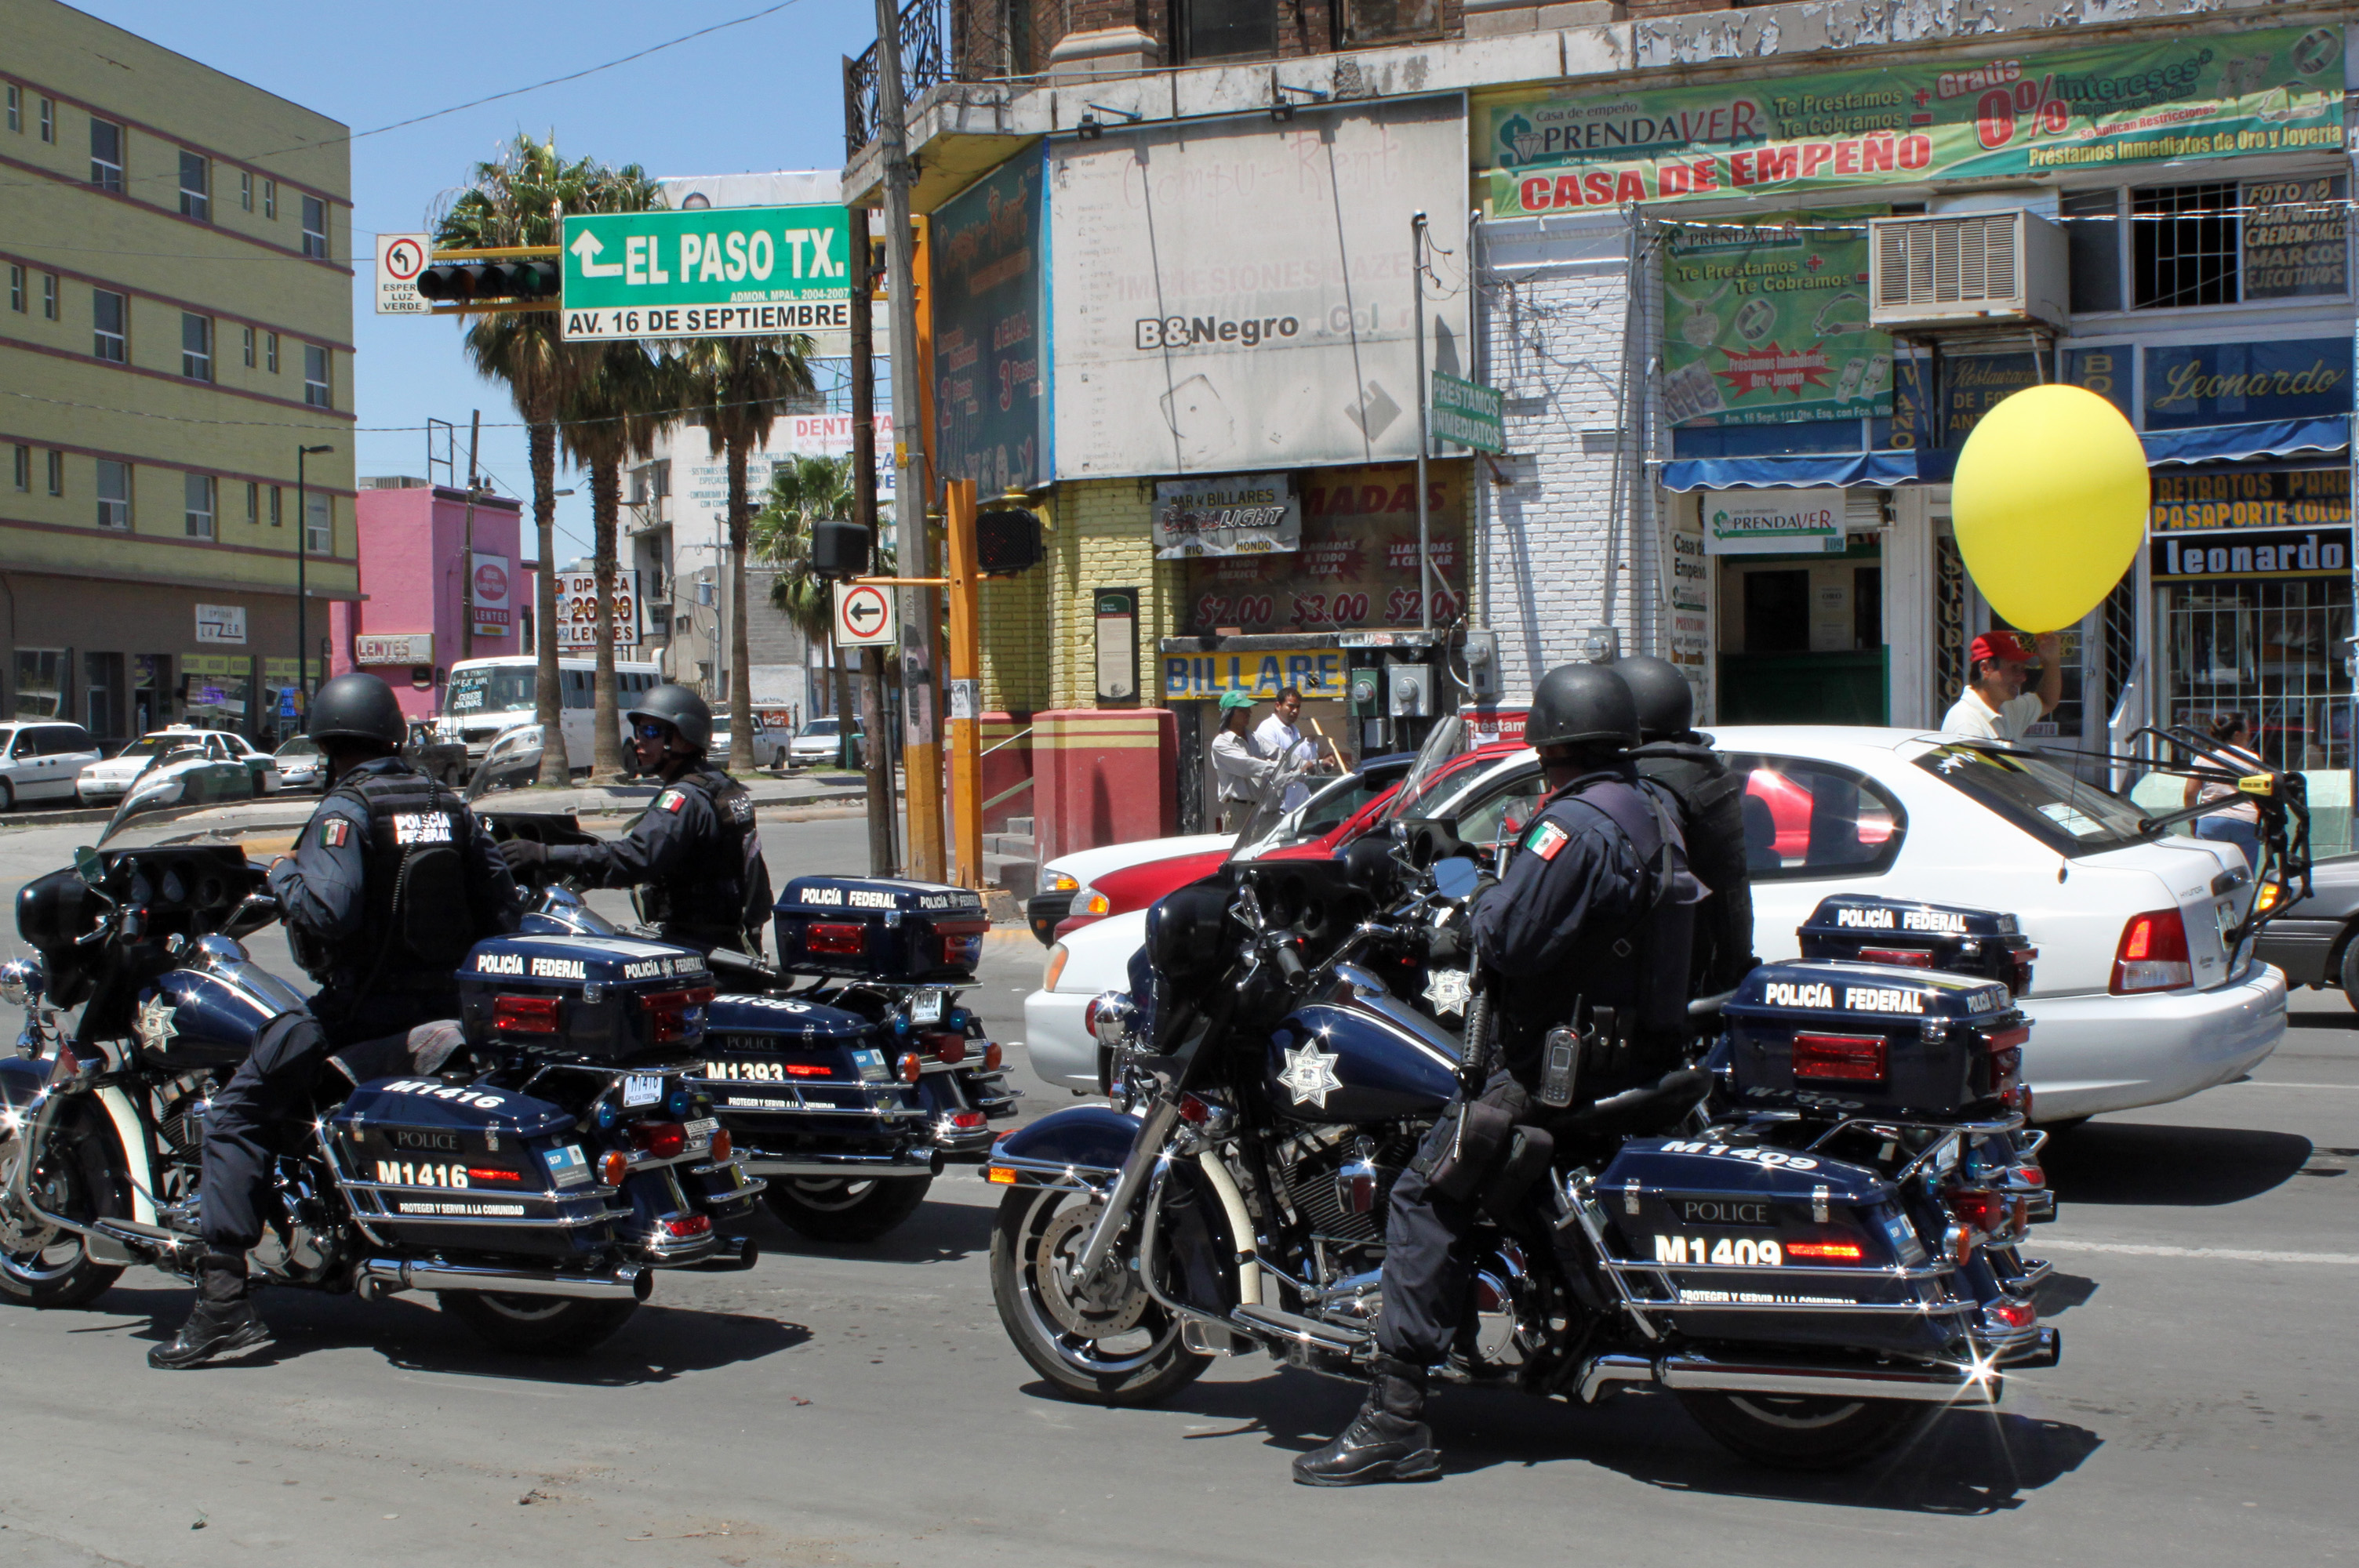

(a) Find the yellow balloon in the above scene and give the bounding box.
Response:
[1951,384,2149,634]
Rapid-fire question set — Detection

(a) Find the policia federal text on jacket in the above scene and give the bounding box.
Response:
[153,672,524,1370]
[498,684,776,958]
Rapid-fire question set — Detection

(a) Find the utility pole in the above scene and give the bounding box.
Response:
[1410,211,1434,637]
[872,0,945,881]
[848,201,898,874]
[296,442,333,713]
[459,408,482,662]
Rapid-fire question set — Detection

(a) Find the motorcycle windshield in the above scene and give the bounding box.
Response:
[1375,713,1467,827]
[97,753,264,848]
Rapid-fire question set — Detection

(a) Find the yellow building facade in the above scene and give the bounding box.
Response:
[1,0,354,744]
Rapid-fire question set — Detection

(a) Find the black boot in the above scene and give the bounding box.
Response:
[1292,1356,1439,1486]
[149,1252,271,1370]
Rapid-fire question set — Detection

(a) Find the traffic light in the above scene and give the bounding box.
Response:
[975,499,1045,575]
[811,520,871,579]
[507,259,562,300]
[415,252,562,306]
[415,263,481,301]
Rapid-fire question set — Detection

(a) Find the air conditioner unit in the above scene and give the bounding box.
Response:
[1869,211,2067,332]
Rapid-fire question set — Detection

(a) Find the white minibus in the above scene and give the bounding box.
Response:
[438,655,663,773]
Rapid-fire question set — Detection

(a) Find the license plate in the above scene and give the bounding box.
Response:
[685,1116,718,1147]
[621,1073,663,1108]
[910,987,946,1025]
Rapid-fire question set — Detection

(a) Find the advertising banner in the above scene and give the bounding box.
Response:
[2242,174,2350,299]
[671,413,895,544]
[1183,463,1467,633]
[2150,528,2351,580]
[2151,469,2350,532]
[1485,25,2345,215]
[2143,336,2354,429]
[1701,488,1845,555]
[1049,96,1471,479]
[554,568,642,648]
[354,633,434,666]
[1662,218,1889,426]
[932,151,1049,495]
[1153,473,1301,559]
[1161,648,1350,702]
[470,551,511,638]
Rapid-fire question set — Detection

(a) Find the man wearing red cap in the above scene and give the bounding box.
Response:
[1942,629,2063,741]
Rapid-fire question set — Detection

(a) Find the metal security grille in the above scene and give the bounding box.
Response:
[2132,183,2239,309]
[2162,578,2354,771]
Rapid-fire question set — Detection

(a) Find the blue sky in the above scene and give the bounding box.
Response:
[73,0,877,562]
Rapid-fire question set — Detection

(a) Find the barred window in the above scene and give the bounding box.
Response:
[2132,183,2239,310]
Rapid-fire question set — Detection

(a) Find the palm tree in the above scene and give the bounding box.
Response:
[560,339,680,779]
[750,454,885,768]
[435,134,605,786]
[673,338,817,772]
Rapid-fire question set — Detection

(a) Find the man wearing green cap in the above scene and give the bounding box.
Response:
[1211,690,1310,836]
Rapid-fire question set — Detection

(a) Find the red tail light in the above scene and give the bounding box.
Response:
[783,1062,832,1077]
[807,922,867,956]
[1981,1024,2030,1054]
[629,1122,688,1160]
[1986,1297,2037,1330]
[493,994,561,1034]
[1176,1094,1210,1125]
[936,919,987,969]
[2008,948,2037,996]
[638,985,714,1044]
[1945,1187,2006,1232]
[465,1167,523,1184]
[1794,1033,1887,1083]
[2111,908,2191,993]
[929,1033,967,1065]
[1857,947,1937,967]
[948,1111,985,1131]
[1784,1240,1865,1261]
[661,1214,712,1240]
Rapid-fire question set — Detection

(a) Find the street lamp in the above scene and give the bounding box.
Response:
[295,444,333,724]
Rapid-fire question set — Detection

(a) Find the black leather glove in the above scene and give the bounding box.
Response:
[497,838,547,872]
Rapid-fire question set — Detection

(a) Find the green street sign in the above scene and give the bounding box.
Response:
[1430,370,1505,454]
[560,204,854,342]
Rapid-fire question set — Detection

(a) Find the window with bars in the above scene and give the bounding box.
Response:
[184,472,215,539]
[96,459,130,529]
[181,313,212,381]
[2132,183,2240,310]
[89,117,123,191]
[178,150,209,220]
[2164,576,2354,771]
[92,289,126,361]
[301,194,327,259]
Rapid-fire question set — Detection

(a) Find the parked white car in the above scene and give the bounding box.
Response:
[1025,726,2285,1124]
[787,717,863,769]
[78,727,278,807]
[272,736,325,793]
[710,712,791,771]
[1,721,102,811]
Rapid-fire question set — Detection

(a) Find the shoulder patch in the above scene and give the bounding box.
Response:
[1525,820,1570,861]
[658,789,686,814]
[321,817,351,848]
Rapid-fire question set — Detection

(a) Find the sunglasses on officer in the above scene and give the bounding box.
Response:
[633,722,674,742]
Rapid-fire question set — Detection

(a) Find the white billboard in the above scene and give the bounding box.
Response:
[470,551,511,638]
[1049,96,1471,481]
[664,412,895,549]
[554,568,642,648]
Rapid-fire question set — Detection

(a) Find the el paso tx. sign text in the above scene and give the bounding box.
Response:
[560,205,852,342]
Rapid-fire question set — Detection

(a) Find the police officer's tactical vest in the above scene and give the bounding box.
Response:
[1525,774,1702,1040]
[636,767,775,949]
[1631,739,1755,993]
[308,765,479,996]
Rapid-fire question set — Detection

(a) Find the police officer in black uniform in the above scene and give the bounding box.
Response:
[497,684,774,956]
[1620,653,1759,994]
[1292,662,1700,1485]
[152,673,522,1369]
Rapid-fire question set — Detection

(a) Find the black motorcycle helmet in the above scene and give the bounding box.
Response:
[1524,662,1639,752]
[1616,653,1693,742]
[305,672,406,749]
[625,683,713,754]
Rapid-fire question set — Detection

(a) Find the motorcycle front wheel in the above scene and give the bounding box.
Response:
[764,1174,931,1243]
[1677,1389,1932,1468]
[0,1132,125,1310]
[441,1291,638,1356]
[989,1185,1208,1406]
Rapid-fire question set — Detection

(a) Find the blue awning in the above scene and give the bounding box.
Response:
[1659,451,1928,493]
[2141,415,2350,466]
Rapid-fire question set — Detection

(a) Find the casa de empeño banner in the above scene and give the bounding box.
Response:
[1485,24,2344,215]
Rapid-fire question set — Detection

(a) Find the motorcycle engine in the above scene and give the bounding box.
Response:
[1271,1125,1416,1285]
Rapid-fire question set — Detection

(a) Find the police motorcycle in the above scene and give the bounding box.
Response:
[983,718,2070,1468]
[0,756,762,1352]
[485,811,1016,1243]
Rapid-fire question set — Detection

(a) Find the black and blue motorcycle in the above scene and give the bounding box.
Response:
[0,758,762,1354]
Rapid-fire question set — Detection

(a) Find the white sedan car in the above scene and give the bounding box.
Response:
[1024,726,2284,1124]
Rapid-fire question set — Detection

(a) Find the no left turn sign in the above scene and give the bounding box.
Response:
[833,581,897,648]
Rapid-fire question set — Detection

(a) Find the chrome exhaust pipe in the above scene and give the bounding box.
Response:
[686,1236,760,1272]
[1657,1352,2003,1406]
[359,1258,652,1303]
[1230,1303,1369,1356]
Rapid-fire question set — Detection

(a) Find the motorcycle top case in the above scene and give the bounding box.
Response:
[1722,958,2026,1120]
[456,934,714,1064]
[692,993,899,1116]
[1797,893,2035,996]
[1594,1136,1957,1356]
[326,1076,612,1258]
[772,877,988,982]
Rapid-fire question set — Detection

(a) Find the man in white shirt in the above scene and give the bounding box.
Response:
[1941,630,2064,742]
[1252,686,1319,814]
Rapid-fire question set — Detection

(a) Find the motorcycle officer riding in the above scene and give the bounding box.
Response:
[497,684,774,958]
[153,672,523,1368]
[1292,662,1702,1484]
[1621,653,1758,993]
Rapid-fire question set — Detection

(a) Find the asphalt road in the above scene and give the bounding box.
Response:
[0,812,2351,1566]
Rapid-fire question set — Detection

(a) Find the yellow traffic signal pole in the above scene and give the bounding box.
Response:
[943,480,983,891]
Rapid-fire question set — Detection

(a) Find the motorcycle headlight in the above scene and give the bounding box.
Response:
[0,956,43,1007]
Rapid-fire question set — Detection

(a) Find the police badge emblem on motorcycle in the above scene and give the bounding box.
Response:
[1423,967,1470,1022]
[1276,1040,1343,1109]
[136,993,178,1051]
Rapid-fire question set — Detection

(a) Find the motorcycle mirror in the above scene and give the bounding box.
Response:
[1432,855,1483,902]
[71,846,104,887]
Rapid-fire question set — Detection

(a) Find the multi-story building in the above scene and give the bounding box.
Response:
[1,0,354,746]
[845,0,2354,860]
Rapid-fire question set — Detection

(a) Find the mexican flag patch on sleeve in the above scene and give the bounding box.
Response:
[1525,819,1570,861]
[657,789,685,813]
[321,818,351,848]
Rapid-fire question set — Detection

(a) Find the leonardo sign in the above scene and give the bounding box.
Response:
[561,205,854,344]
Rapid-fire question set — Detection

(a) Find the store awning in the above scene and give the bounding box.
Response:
[2141,415,2350,466]
[1659,452,1928,493]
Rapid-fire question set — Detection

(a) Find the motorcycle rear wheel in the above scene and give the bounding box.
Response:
[763,1174,931,1243]
[441,1291,638,1356]
[1677,1389,1931,1469]
[989,1185,1209,1406]
[0,1134,125,1311]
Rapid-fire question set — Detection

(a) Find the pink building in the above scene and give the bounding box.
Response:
[331,480,533,722]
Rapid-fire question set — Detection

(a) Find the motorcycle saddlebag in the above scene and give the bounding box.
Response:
[1797,893,2035,996]
[456,935,714,1065]
[690,993,908,1133]
[1722,959,2026,1120]
[771,877,988,983]
[1593,1136,1960,1356]
[325,1077,614,1258]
